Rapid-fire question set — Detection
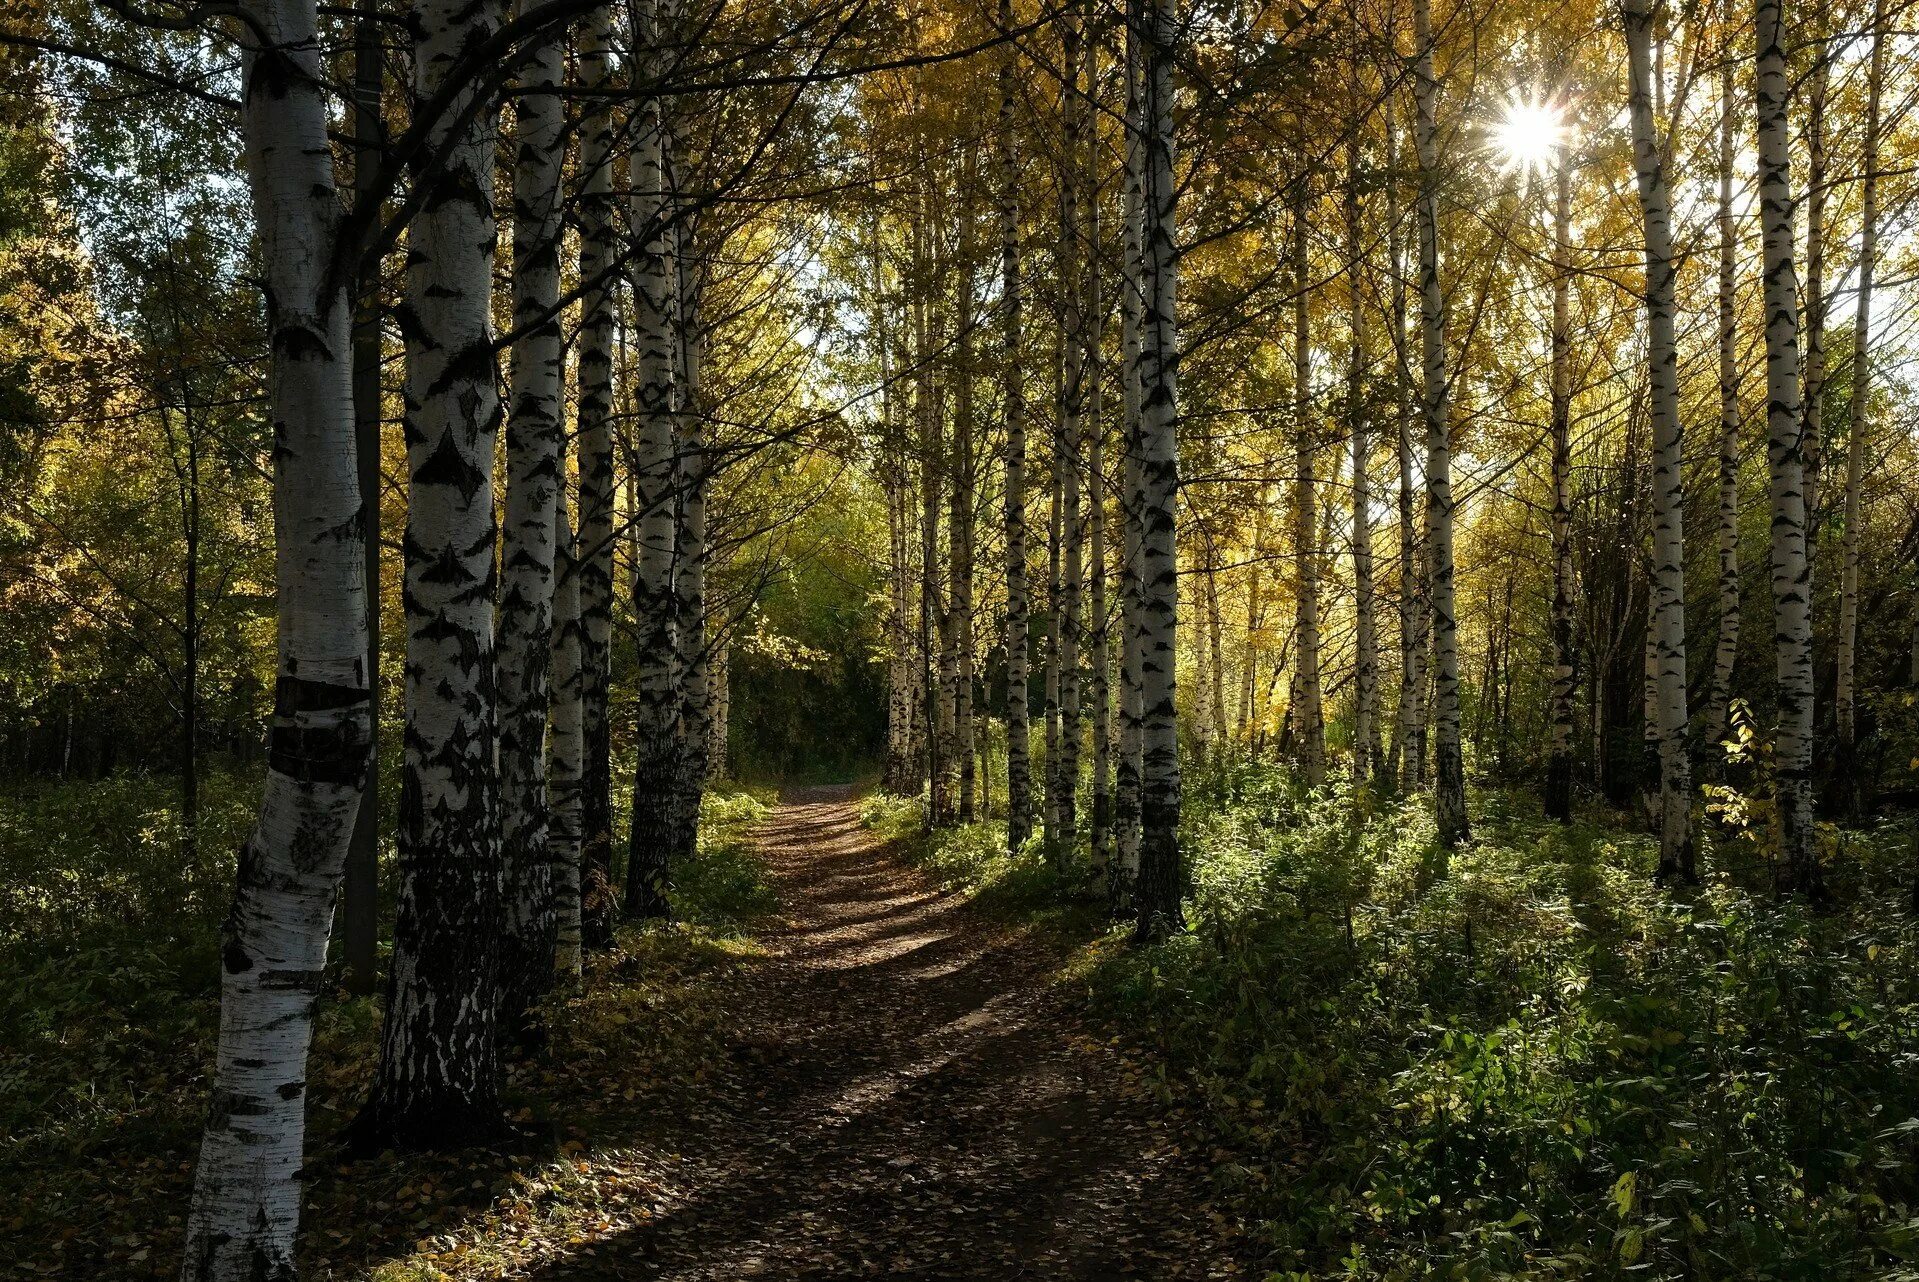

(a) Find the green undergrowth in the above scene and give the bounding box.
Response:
[858,792,1093,924]
[875,768,1919,1280]
[0,771,776,1279]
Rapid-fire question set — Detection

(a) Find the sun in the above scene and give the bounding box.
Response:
[1489,92,1569,180]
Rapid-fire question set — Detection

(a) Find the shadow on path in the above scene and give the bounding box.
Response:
[519,797,1243,1280]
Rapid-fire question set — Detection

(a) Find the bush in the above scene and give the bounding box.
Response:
[1086,761,1919,1278]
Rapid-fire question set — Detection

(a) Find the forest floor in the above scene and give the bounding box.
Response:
[0,785,1246,1281]
[519,785,1246,1280]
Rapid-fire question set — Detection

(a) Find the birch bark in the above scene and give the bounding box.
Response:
[1413,0,1466,848]
[1132,0,1183,937]
[1755,0,1821,897]
[1836,0,1886,811]
[1545,157,1576,821]
[998,0,1033,852]
[181,0,372,1269]
[498,9,567,1018]
[374,0,507,1145]
[1625,0,1694,882]
[625,0,681,920]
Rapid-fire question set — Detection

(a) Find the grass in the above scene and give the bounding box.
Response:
[0,768,776,1281]
[877,761,1919,1280]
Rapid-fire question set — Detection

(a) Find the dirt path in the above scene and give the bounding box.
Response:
[531,790,1244,1280]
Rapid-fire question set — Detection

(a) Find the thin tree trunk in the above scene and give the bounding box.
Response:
[342,5,383,1000]
[670,242,711,862]
[1044,456,1063,851]
[999,0,1033,852]
[180,0,374,1267]
[1346,129,1380,786]
[498,7,567,1022]
[1706,56,1741,776]
[1626,0,1695,882]
[951,218,978,824]
[625,1,680,919]
[1131,0,1183,939]
[571,9,618,946]
[1545,157,1576,822]
[1414,0,1465,848]
[1385,111,1426,794]
[1755,0,1822,898]
[1836,0,1885,815]
[1801,5,1829,528]
[1290,206,1325,786]
[1057,22,1084,855]
[548,490,584,982]
[1113,19,1144,905]
[1085,26,1111,868]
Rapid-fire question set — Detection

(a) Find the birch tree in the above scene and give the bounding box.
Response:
[498,7,567,1019]
[1545,154,1576,821]
[1290,203,1325,787]
[1754,0,1821,898]
[1131,0,1183,938]
[1413,0,1466,848]
[180,0,374,1268]
[1705,57,1741,771]
[625,0,681,920]
[999,0,1033,854]
[1624,0,1694,882]
[370,0,507,1147]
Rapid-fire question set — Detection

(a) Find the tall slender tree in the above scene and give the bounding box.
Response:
[180,0,375,1267]
[1754,0,1821,898]
[999,0,1033,854]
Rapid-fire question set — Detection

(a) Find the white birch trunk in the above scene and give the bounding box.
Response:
[1414,0,1465,847]
[1626,0,1694,882]
[499,8,566,1021]
[1113,20,1144,902]
[1836,0,1885,807]
[373,0,506,1144]
[1545,157,1577,821]
[1347,130,1380,786]
[625,0,680,920]
[1384,113,1425,793]
[1291,206,1325,787]
[1755,0,1821,896]
[181,0,372,1270]
[998,0,1033,851]
[1706,60,1742,771]
[548,491,585,982]
[1132,0,1183,937]
[575,8,618,940]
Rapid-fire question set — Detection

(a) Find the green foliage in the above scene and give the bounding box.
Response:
[0,771,259,956]
[668,786,780,933]
[1081,763,1919,1278]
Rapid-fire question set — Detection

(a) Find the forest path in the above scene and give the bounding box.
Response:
[536,789,1244,1280]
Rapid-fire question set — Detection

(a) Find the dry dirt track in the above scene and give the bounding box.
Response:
[528,787,1246,1280]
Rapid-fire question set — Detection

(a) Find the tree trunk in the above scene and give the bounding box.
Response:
[1043,456,1063,852]
[180,0,374,1268]
[951,222,978,824]
[670,244,711,862]
[1131,0,1183,939]
[1836,0,1885,816]
[998,0,1033,852]
[1290,207,1325,787]
[1800,6,1829,529]
[1545,157,1576,822]
[625,2,680,920]
[1413,0,1465,849]
[1626,0,1695,882]
[371,0,508,1148]
[548,490,585,983]
[576,9,618,946]
[1385,110,1426,794]
[1085,26,1112,869]
[1705,57,1741,777]
[1755,0,1822,899]
[1057,16,1084,858]
[1113,19,1144,906]
[1347,130,1380,787]
[342,5,383,1000]
[498,7,567,1023]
